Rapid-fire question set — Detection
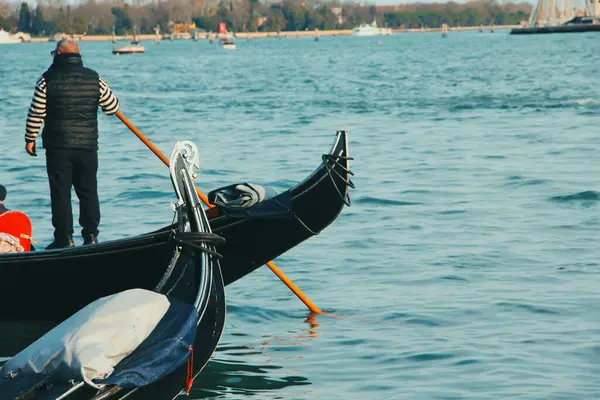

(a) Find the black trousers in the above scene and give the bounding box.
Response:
[45,149,100,240]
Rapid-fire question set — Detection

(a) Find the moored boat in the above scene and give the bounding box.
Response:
[220,38,236,49]
[113,28,145,54]
[112,44,145,54]
[0,29,29,44]
[351,20,392,36]
[0,141,226,399]
[0,130,353,356]
[510,0,600,34]
[511,16,600,34]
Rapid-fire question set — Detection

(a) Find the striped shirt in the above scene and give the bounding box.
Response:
[25,75,120,143]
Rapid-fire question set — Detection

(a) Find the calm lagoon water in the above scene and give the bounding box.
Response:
[1,30,600,399]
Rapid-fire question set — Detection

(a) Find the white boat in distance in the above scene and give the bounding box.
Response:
[219,38,236,50]
[351,20,392,36]
[112,45,145,54]
[0,29,31,44]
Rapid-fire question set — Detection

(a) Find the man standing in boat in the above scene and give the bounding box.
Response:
[24,38,120,249]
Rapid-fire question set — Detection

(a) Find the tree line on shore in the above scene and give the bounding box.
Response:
[0,0,531,36]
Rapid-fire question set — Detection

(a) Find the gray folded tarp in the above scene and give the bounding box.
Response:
[208,183,279,211]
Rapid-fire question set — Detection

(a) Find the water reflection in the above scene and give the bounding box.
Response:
[190,358,311,399]
[304,312,320,338]
[0,312,325,397]
[188,312,321,398]
[259,312,321,348]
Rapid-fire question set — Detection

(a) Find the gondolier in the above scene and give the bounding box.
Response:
[24,38,120,249]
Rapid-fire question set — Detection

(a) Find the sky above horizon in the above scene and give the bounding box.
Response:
[377,0,536,4]
[8,0,539,5]
[5,0,539,9]
[373,0,535,4]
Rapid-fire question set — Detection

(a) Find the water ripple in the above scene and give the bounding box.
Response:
[355,196,423,206]
[549,190,600,205]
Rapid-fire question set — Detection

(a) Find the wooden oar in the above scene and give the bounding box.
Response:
[115,111,323,314]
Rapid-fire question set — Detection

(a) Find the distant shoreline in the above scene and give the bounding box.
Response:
[27,25,520,43]
[397,25,520,33]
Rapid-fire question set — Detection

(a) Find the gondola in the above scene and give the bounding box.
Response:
[0,130,353,356]
[0,141,226,399]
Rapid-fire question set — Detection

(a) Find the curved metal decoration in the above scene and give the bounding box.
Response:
[171,140,200,180]
[170,141,200,207]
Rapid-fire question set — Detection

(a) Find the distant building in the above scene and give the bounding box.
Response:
[586,0,600,16]
[330,6,344,24]
[192,0,203,10]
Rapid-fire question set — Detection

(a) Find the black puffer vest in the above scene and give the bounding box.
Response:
[42,53,100,150]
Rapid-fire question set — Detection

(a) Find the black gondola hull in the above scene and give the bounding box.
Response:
[0,141,227,399]
[0,131,351,357]
[510,18,600,34]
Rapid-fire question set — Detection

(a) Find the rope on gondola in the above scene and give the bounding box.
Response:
[322,154,355,207]
[171,232,226,260]
[290,154,355,236]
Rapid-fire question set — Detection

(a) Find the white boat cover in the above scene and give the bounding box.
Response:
[1,288,170,389]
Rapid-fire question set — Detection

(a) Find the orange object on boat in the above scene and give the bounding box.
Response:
[0,211,33,252]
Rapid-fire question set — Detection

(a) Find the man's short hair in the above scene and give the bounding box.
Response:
[55,38,80,54]
[0,185,6,202]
